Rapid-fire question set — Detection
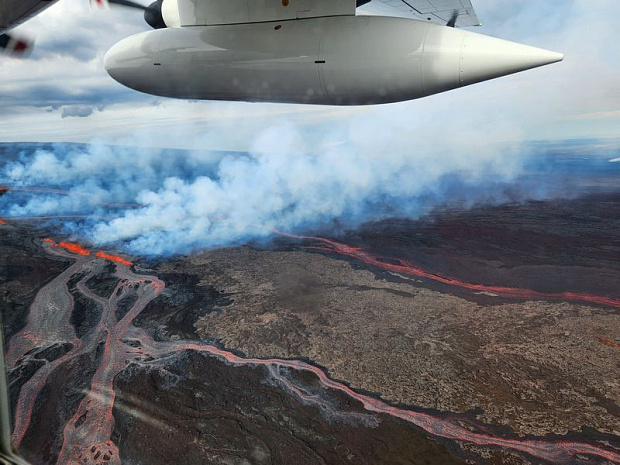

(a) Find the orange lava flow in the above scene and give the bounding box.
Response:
[58,242,91,256]
[96,252,133,266]
[277,232,620,310]
[44,239,91,256]
[0,219,6,225]
[43,239,132,266]
[598,337,620,350]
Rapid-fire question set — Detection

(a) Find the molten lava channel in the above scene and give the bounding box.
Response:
[95,252,133,266]
[43,238,133,266]
[277,232,620,310]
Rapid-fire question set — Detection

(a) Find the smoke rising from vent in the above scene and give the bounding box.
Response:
[1,110,612,256]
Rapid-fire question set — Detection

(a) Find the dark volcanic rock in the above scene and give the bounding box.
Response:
[3,190,620,465]
[115,293,139,321]
[8,359,45,414]
[113,351,464,465]
[134,271,232,341]
[344,194,620,299]
[19,348,103,465]
[34,342,73,363]
[85,262,118,297]
[70,288,102,339]
[0,225,71,343]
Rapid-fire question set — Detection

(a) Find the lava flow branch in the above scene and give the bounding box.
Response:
[277,232,620,310]
[6,239,620,465]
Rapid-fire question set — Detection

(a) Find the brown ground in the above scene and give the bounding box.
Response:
[189,246,620,437]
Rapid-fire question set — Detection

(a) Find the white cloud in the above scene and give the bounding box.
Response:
[61,105,95,118]
[1,115,528,255]
[0,0,618,146]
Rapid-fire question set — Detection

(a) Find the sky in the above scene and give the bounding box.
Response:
[0,0,618,150]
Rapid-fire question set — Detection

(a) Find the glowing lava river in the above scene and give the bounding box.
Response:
[279,232,620,310]
[5,239,620,464]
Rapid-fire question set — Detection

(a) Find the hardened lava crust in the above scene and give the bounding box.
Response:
[2,193,619,464]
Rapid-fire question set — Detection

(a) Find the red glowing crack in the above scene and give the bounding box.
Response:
[44,239,133,265]
[95,252,133,266]
[277,231,620,310]
[44,238,90,256]
[599,337,620,350]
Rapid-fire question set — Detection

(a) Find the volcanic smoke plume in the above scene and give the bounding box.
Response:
[0,125,613,255]
[0,117,532,255]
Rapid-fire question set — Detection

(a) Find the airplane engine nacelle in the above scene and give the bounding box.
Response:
[161,0,180,27]
[104,16,563,106]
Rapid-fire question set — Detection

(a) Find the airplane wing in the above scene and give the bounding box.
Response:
[362,0,481,27]
[0,0,58,33]
[0,0,50,55]
[168,0,479,28]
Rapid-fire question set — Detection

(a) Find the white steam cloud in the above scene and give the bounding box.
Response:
[0,111,531,256]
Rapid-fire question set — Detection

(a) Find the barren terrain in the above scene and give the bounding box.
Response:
[1,193,619,464]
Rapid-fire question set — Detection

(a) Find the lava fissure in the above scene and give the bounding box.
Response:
[277,232,620,310]
[599,337,620,350]
[44,239,134,266]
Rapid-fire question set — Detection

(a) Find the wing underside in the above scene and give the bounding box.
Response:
[0,0,480,34]
[365,0,481,27]
[0,0,57,33]
[171,0,479,28]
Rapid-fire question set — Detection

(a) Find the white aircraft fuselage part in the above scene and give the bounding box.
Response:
[104,16,563,105]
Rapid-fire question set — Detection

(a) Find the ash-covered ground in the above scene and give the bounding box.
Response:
[1,141,620,464]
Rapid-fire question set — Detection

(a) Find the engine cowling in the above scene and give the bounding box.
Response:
[104,15,563,106]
